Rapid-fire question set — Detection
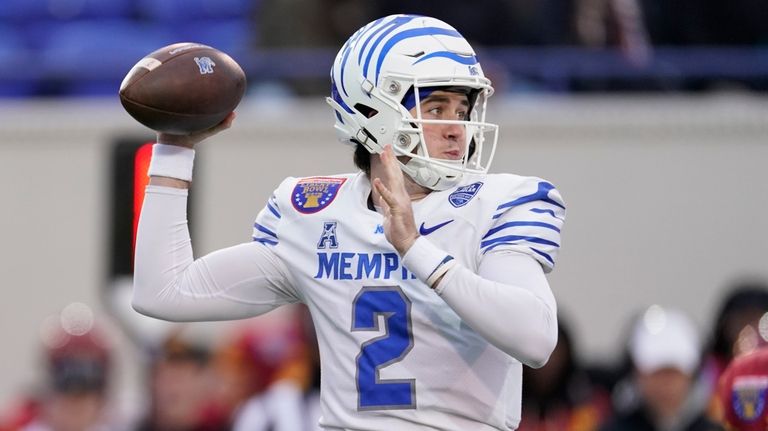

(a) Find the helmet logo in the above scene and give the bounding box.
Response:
[468,66,479,76]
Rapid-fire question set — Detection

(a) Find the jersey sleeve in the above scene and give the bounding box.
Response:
[251,176,299,247]
[252,190,283,246]
[478,179,566,273]
[133,184,300,322]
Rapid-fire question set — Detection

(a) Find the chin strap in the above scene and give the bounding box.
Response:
[401,156,463,191]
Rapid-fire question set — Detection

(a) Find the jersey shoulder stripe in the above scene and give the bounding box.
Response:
[266,194,281,219]
[479,175,566,272]
[252,178,300,245]
[493,181,564,219]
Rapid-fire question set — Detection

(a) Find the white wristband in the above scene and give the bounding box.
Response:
[402,236,453,288]
[147,143,195,181]
[427,257,456,289]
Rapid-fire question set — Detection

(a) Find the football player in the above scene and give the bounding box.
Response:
[133,14,566,430]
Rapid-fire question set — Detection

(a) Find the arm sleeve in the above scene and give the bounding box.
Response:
[132,185,300,322]
[435,250,558,368]
[402,179,565,367]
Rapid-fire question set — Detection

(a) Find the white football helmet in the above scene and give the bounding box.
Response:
[327,14,499,191]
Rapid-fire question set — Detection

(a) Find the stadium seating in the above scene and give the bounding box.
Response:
[0,0,256,97]
[0,24,38,96]
[39,21,175,96]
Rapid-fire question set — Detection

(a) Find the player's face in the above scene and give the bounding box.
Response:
[411,91,469,161]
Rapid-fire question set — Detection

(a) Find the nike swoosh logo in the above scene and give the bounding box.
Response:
[419,219,454,235]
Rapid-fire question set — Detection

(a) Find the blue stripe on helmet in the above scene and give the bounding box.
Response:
[356,16,389,64]
[413,51,478,66]
[375,27,462,84]
[338,45,352,97]
[339,27,367,97]
[331,77,354,113]
[362,15,416,80]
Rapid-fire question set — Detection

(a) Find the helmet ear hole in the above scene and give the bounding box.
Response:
[354,104,378,119]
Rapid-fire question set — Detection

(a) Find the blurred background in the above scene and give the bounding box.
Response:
[1,0,767,430]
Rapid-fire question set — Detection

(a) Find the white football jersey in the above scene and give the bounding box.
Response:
[251,172,565,431]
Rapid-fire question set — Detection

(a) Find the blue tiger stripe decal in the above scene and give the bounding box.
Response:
[481,235,559,250]
[339,24,369,97]
[374,27,462,84]
[356,16,390,64]
[253,237,278,246]
[482,220,560,239]
[529,208,562,220]
[530,248,554,264]
[413,51,477,66]
[253,223,277,239]
[496,182,564,211]
[266,202,281,219]
[493,182,565,219]
[331,77,355,114]
[361,15,416,80]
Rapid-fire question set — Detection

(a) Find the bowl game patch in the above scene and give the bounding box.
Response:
[292,177,347,214]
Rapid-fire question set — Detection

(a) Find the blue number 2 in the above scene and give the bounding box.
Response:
[352,286,415,410]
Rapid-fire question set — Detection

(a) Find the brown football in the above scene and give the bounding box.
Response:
[119,43,246,134]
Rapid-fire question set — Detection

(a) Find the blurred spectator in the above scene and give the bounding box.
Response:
[518,318,613,431]
[0,303,126,431]
[716,347,768,431]
[702,282,768,422]
[636,0,768,46]
[134,326,227,431]
[211,306,318,431]
[257,0,372,48]
[635,0,706,45]
[374,0,575,46]
[254,0,376,95]
[600,305,722,431]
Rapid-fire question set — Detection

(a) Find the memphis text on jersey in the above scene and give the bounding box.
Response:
[315,221,417,281]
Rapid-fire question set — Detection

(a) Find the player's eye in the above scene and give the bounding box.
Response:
[424,106,442,117]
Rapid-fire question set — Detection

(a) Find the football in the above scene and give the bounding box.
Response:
[119,43,246,134]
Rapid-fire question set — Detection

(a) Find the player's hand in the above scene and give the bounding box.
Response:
[156,111,236,149]
[372,145,420,256]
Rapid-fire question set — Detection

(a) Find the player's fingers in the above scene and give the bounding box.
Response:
[199,112,236,138]
[373,178,396,209]
[218,111,237,130]
[381,145,405,189]
[372,180,392,217]
[157,112,237,148]
[379,194,391,216]
[379,145,395,175]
